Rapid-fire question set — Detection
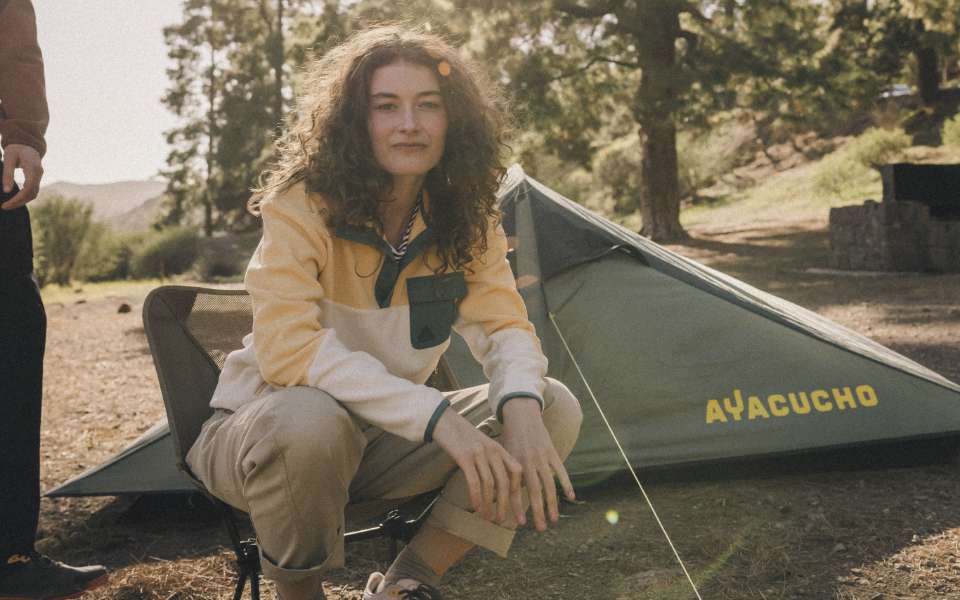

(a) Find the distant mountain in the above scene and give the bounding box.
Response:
[37,180,167,231]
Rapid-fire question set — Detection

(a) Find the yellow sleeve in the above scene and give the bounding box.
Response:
[453,218,548,421]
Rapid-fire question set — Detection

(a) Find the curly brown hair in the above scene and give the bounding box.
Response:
[250,25,510,273]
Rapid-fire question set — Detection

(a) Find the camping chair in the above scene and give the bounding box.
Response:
[143,285,447,600]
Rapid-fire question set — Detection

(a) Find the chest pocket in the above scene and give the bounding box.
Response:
[406,272,467,349]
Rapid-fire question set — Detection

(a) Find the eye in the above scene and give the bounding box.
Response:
[420,100,443,110]
[373,102,397,111]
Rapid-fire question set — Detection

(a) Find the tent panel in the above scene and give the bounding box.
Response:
[46,425,194,497]
[501,167,959,395]
[543,253,960,476]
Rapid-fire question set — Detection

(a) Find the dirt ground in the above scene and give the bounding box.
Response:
[35,216,960,600]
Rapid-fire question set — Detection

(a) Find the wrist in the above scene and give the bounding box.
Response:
[501,396,541,422]
[496,392,544,423]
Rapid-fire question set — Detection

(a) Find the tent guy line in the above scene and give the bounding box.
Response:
[549,311,704,600]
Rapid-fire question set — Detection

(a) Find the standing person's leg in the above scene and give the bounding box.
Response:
[0,164,108,599]
[351,378,583,596]
[0,205,44,563]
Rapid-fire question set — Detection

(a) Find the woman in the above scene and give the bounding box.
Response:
[187,25,583,600]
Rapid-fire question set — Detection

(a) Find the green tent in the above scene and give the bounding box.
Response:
[47,165,960,497]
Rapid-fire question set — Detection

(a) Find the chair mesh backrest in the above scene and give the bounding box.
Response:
[143,286,252,472]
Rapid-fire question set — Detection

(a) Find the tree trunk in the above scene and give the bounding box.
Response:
[204,29,217,238]
[633,1,687,242]
[916,46,940,105]
[259,0,285,136]
[272,0,285,135]
[639,122,685,241]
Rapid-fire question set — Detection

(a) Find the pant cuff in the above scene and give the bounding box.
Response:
[424,496,515,558]
[258,541,344,583]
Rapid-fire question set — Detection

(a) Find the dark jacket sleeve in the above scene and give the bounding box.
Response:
[0,0,49,157]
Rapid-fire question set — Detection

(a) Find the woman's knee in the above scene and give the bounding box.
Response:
[251,386,367,469]
[541,378,583,459]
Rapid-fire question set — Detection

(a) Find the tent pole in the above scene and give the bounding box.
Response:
[548,311,704,600]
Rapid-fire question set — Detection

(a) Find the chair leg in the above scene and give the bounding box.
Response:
[232,572,247,600]
[230,539,261,600]
[250,568,261,600]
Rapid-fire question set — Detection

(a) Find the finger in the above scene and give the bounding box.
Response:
[3,179,38,210]
[2,154,15,193]
[507,457,525,525]
[475,451,495,520]
[551,453,576,502]
[2,190,26,210]
[489,453,510,524]
[540,463,560,524]
[22,161,43,194]
[460,461,483,515]
[524,465,546,532]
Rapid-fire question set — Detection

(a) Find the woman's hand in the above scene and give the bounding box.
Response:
[500,397,575,531]
[431,408,526,525]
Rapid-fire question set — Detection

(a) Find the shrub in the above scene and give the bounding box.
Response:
[812,154,858,201]
[73,223,140,282]
[594,135,642,213]
[942,114,960,147]
[130,227,200,278]
[677,116,756,199]
[194,252,244,281]
[813,128,910,201]
[31,195,93,287]
[848,127,910,169]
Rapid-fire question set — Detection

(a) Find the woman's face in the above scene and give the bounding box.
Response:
[367,60,448,184]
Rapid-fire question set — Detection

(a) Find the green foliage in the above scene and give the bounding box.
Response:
[155,0,960,239]
[73,223,141,282]
[191,231,261,282]
[593,135,642,214]
[941,114,960,147]
[813,127,909,201]
[31,195,93,287]
[162,0,314,234]
[677,117,759,200]
[194,252,244,281]
[130,227,201,279]
[849,127,911,168]
[812,156,857,201]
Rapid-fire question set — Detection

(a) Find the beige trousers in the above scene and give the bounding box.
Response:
[186,378,582,582]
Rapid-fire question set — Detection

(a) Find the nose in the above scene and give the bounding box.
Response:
[399,106,419,132]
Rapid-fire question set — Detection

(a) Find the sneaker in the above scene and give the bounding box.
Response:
[0,552,108,600]
[363,572,442,600]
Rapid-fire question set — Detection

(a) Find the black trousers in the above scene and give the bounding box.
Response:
[0,158,44,558]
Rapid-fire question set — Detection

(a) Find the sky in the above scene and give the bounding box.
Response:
[32,2,185,185]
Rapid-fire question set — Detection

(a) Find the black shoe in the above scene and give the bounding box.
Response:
[0,552,108,600]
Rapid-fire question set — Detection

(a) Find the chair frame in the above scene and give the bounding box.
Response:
[143,285,439,600]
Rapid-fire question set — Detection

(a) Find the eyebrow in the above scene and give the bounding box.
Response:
[370,90,443,99]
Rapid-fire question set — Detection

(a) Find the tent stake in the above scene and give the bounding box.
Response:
[549,311,704,600]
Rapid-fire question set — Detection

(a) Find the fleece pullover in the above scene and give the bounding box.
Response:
[210,181,548,443]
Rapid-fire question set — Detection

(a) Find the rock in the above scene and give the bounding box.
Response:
[832,543,847,554]
[117,303,132,314]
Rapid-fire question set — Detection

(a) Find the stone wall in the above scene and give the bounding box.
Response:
[829,200,960,272]
[928,219,960,271]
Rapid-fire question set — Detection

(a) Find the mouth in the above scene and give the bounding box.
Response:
[392,142,428,150]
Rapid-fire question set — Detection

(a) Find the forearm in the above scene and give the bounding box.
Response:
[0,0,49,156]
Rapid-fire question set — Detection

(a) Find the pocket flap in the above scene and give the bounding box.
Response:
[406,272,467,303]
